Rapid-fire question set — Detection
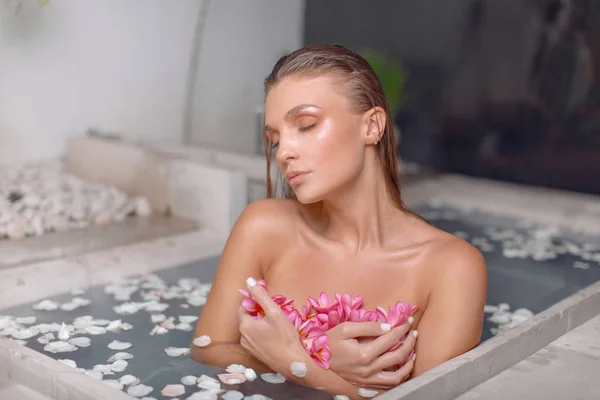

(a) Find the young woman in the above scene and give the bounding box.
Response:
[192,44,487,399]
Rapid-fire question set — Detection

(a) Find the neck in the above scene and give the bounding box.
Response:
[318,153,406,252]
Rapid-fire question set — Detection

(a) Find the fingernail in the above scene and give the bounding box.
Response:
[408,316,414,324]
[412,353,416,361]
[246,277,257,288]
[413,330,418,338]
[380,323,391,332]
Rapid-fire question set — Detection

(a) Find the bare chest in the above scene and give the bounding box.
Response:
[264,245,428,321]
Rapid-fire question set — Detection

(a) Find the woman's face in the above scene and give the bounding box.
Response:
[264,75,368,204]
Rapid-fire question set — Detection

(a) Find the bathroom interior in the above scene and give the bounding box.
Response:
[1,1,600,400]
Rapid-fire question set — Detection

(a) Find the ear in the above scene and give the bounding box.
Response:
[363,106,387,145]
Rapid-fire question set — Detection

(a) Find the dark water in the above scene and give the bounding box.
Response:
[2,204,600,399]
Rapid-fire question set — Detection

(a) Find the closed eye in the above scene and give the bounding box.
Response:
[299,123,317,132]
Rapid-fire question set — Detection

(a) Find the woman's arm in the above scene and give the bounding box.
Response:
[191,200,284,370]
[239,276,399,400]
[411,239,488,377]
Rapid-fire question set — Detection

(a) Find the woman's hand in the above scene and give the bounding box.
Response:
[326,319,417,390]
[237,277,305,369]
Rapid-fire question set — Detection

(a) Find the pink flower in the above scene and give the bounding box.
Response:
[376,302,418,328]
[298,319,327,350]
[334,293,364,321]
[308,334,331,369]
[376,302,418,351]
[315,309,342,330]
[348,308,378,323]
[284,308,304,329]
[238,280,295,318]
[307,292,339,313]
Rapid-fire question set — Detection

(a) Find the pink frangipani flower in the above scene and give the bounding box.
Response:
[376,301,419,352]
[237,283,418,372]
[307,292,339,313]
[348,308,378,323]
[375,301,418,328]
[238,280,295,318]
[309,334,331,369]
[334,293,364,321]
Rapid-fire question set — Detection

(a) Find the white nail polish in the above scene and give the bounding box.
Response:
[246,277,257,288]
[408,316,414,324]
[380,323,391,332]
[413,330,418,338]
[412,353,416,361]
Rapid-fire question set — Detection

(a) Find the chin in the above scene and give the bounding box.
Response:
[292,186,326,205]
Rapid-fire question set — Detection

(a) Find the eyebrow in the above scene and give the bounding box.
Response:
[264,104,321,132]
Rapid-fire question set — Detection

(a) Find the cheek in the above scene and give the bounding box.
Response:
[314,123,365,180]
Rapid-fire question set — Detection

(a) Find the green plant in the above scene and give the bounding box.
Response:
[360,48,407,117]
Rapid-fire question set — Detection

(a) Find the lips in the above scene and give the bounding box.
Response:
[285,170,310,186]
[285,170,308,181]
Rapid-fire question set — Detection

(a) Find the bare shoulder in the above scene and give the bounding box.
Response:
[233,198,299,243]
[418,223,487,291]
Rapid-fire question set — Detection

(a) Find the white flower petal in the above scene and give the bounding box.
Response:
[260,373,285,384]
[160,384,185,397]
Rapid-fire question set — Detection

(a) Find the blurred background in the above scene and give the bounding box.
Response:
[1,1,600,400]
[2,0,599,194]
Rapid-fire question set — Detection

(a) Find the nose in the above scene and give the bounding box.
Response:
[275,133,299,163]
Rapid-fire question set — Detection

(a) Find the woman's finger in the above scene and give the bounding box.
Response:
[368,330,417,372]
[245,277,281,316]
[358,356,415,388]
[364,318,414,360]
[337,320,395,340]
